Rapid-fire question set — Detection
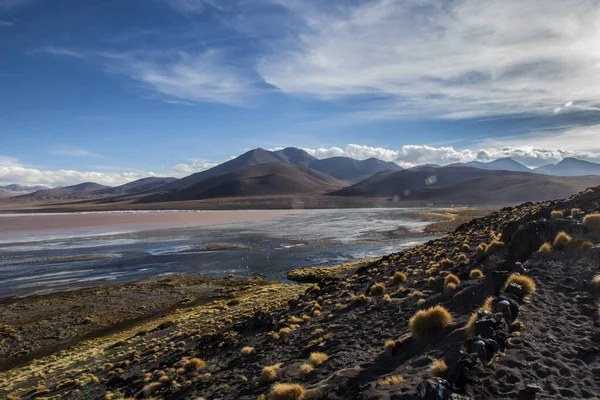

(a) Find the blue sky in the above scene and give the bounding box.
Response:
[2,0,600,186]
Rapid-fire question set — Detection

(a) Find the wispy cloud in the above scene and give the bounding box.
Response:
[40,46,264,106]
[0,20,14,26]
[258,0,600,119]
[50,146,103,158]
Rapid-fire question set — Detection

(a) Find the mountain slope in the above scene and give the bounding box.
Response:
[159,148,288,192]
[141,163,347,202]
[0,184,49,198]
[533,157,600,176]
[273,147,317,166]
[16,182,110,201]
[95,177,177,196]
[331,166,600,204]
[308,157,402,182]
[451,157,531,173]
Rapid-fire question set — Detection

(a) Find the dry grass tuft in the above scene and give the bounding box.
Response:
[391,271,407,285]
[440,258,454,269]
[377,375,404,386]
[308,352,329,367]
[486,240,505,255]
[571,208,581,216]
[476,243,488,256]
[261,363,283,382]
[465,311,479,338]
[591,275,600,292]
[469,269,484,279]
[505,274,536,295]
[369,283,386,296]
[538,242,552,253]
[429,359,448,378]
[550,210,564,219]
[408,305,454,338]
[482,296,495,312]
[553,231,572,251]
[584,213,600,231]
[299,363,314,377]
[269,383,305,400]
[184,358,206,372]
[384,339,396,354]
[444,274,460,293]
[240,347,255,357]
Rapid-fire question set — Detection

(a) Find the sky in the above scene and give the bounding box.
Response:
[2,0,600,187]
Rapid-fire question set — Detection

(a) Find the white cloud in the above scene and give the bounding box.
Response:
[0,156,219,187]
[301,143,600,168]
[172,159,219,176]
[258,0,600,119]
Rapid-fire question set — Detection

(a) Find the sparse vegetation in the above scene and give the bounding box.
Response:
[269,383,305,400]
[384,339,396,354]
[299,363,314,377]
[538,242,552,253]
[584,213,600,231]
[476,243,488,256]
[369,283,386,296]
[553,231,572,251]
[444,274,460,292]
[469,269,484,279]
[377,375,404,386]
[184,358,206,372]
[308,352,329,367]
[591,275,600,292]
[391,271,407,285]
[505,274,536,295]
[429,359,448,378]
[240,346,255,357]
[550,210,564,219]
[465,311,479,338]
[485,240,504,255]
[408,305,453,338]
[261,363,283,382]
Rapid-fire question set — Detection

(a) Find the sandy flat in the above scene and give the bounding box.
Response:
[0,210,295,234]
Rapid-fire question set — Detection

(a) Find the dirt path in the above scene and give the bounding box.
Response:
[471,252,600,399]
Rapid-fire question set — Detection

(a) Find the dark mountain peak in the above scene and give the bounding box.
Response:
[274,147,317,165]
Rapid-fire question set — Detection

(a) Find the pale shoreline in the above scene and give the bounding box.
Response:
[0,209,296,235]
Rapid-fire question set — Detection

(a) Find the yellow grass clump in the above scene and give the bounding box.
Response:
[550,210,564,219]
[377,375,404,386]
[369,283,386,296]
[465,311,479,338]
[485,240,505,255]
[553,231,572,251]
[299,363,314,377]
[184,358,206,372]
[408,305,454,338]
[440,258,454,269]
[269,383,305,400]
[429,359,448,378]
[482,296,495,312]
[240,347,255,357]
[308,352,329,367]
[505,274,536,295]
[584,213,600,231]
[476,243,488,256]
[538,242,552,253]
[444,274,460,293]
[384,339,396,354]
[261,363,283,382]
[571,208,581,216]
[469,269,484,279]
[391,271,407,285]
[591,275,600,291]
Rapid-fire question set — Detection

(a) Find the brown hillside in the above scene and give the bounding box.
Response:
[141,163,348,202]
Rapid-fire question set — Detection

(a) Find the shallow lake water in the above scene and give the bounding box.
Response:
[0,208,439,297]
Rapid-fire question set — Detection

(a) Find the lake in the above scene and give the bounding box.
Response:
[0,208,439,298]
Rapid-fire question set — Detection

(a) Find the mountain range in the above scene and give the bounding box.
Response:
[0,184,49,199]
[2,148,600,207]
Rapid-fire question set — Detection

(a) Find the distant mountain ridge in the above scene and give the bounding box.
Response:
[533,157,600,176]
[331,166,600,204]
[449,157,532,173]
[0,184,49,198]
